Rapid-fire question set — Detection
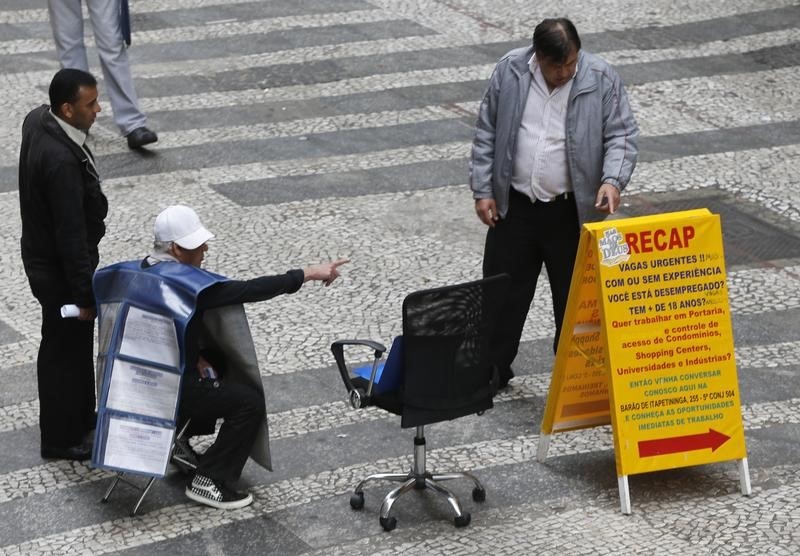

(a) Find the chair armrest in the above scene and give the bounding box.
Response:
[330,340,387,396]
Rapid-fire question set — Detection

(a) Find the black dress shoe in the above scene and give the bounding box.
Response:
[41,444,92,461]
[126,126,158,149]
[497,368,515,389]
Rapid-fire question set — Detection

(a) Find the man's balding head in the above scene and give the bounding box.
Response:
[533,18,581,64]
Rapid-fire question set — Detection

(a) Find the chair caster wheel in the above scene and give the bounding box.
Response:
[350,492,364,510]
[349,388,367,409]
[472,487,486,502]
[454,513,471,528]
[380,516,397,531]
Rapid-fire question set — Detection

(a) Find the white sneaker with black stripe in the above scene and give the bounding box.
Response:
[185,474,253,509]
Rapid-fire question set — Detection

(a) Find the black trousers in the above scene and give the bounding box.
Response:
[179,377,266,483]
[482,188,581,372]
[37,303,96,449]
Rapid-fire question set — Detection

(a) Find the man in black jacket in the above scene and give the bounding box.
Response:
[19,68,108,461]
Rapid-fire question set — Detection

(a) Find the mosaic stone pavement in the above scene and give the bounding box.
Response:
[1,0,799,554]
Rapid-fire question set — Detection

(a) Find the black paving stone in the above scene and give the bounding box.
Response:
[744,424,800,466]
[0,318,23,346]
[618,42,800,85]
[738,366,800,405]
[212,158,468,206]
[143,81,486,131]
[595,5,800,50]
[639,121,800,163]
[0,427,50,474]
[125,19,436,68]
[130,0,373,31]
[623,188,800,265]
[0,53,55,81]
[0,23,42,41]
[206,119,798,207]
[0,363,38,406]
[732,308,800,347]
[115,514,312,556]
[89,119,470,179]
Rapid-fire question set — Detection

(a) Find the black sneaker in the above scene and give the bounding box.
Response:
[185,474,253,509]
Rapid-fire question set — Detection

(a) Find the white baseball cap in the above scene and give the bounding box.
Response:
[154,205,214,249]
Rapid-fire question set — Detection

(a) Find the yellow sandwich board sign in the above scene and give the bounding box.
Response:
[537,209,751,513]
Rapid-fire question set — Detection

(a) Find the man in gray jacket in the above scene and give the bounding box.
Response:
[470,18,639,387]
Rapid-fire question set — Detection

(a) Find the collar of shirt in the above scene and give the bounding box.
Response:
[50,108,88,148]
[146,251,181,266]
[50,108,99,176]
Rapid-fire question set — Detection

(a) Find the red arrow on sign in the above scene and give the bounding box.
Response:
[638,429,730,458]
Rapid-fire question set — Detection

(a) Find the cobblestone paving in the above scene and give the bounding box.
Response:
[0,0,798,554]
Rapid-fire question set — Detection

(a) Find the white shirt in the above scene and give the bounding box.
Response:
[50,109,98,175]
[510,55,575,202]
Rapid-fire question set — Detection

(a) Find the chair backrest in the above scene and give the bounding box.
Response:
[399,274,510,428]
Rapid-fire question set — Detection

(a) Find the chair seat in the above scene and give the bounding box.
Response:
[351,377,403,415]
[351,376,494,428]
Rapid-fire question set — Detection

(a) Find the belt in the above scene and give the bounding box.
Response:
[510,188,573,204]
[536,191,573,203]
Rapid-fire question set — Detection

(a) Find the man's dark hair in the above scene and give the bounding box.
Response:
[533,18,581,63]
[48,68,97,114]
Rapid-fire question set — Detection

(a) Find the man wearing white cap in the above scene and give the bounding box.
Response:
[146,205,347,509]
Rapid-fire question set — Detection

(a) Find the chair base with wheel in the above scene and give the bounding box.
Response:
[349,424,483,531]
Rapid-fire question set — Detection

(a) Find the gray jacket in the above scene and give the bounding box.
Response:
[470,47,639,226]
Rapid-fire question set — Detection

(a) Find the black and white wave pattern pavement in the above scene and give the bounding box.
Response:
[0,0,799,554]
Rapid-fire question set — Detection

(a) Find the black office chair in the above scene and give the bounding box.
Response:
[331,274,510,531]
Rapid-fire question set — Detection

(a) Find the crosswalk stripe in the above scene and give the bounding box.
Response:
[0,172,797,377]
[0,0,340,24]
[3,64,788,163]
[0,9,393,55]
[0,392,795,554]
[629,144,800,224]
[0,367,797,504]
[302,464,800,556]
[103,141,470,188]
[5,24,798,94]
[2,63,799,168]
[131,55,800,115]
[0,32,506,92]
[4,335,800,435]
[64,141,797,210]
[137,65,495,112]
[87,104,475,157]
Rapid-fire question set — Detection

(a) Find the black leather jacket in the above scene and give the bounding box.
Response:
[19,106,108,307]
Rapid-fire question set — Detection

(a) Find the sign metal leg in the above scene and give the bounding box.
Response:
[618,475,631,515]
[737,458,752,496]
[536,434,550,462]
